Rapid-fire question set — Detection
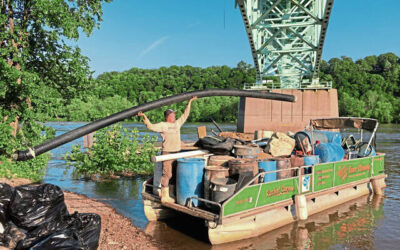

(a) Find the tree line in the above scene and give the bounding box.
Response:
[38,53,399,124]
[319,53,400,123]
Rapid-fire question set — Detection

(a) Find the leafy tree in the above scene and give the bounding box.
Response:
[0,0,111,180]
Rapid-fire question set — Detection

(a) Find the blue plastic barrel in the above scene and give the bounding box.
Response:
[304,155,319,166]
[304,155,319,174]
[315,143,345,163]
[176,158,205,206]
[258,160,277,183]
[320,131,342,145]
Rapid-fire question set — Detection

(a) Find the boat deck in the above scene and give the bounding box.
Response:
[142,191,219,222]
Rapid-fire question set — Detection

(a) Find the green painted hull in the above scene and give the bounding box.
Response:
[142,154,386,245]
[222,154,385,217]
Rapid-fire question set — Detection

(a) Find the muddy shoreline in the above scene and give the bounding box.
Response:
[0,178,165,250]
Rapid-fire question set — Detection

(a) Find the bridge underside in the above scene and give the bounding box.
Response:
[236,0,334,89]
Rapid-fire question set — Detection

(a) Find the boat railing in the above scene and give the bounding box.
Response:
[187,197,222,209]
[219,154,386,219]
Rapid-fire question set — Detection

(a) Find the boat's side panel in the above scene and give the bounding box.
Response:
[373,155,385,176]
[256,178,299,207]
[314,163,335,191]
[221,155,385,219]
[222,178,299,217]
[306,182,371,216]
[209,205,294,245]
[334,157,372,186]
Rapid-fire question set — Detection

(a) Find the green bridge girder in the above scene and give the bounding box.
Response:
[236,0,334,89]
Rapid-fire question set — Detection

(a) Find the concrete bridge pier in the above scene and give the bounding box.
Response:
[237,89,339,133]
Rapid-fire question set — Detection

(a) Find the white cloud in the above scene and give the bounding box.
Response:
[137,36,169,60]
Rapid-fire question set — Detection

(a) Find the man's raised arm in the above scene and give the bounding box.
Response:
[177,96,197,125]
[138,112,164,132]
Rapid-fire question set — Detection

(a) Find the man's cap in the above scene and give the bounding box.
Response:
[164,109,176,117]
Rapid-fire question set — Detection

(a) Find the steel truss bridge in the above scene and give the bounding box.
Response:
[236,0,334,89]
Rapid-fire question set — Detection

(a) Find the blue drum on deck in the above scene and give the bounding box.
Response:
[320,131,342,145]
[258,160,277,183]
[315,143,345,163]
[304,155,319,166]
[176,158,205,206]
[304,155,320,174]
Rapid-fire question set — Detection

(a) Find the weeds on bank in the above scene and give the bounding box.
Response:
[66,124,158,177]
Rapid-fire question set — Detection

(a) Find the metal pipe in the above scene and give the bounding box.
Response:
[14,89,296,161]
[364,121,379,156]
[211,118,224,133]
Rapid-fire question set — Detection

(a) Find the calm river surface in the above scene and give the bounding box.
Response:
[42,122,400,249]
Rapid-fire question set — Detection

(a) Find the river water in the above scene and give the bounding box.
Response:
[42,122,400,249]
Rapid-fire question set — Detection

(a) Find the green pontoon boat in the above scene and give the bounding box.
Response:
[142,117,386,245]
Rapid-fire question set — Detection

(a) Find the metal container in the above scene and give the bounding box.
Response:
[274,157,293,179]
[228,158,258,176]
[208,155,235,167]
[233,145,260,159]
[211,178,237,203]
[203,166,229,203]
[290,155,304,167]
[176,158,205,207]
[290,155,305,176]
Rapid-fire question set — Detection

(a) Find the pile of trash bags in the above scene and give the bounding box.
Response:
[0,183,101,250]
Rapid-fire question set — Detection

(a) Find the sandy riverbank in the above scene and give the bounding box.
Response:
[0,178,165,250]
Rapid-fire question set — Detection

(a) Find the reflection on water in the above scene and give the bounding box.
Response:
[42,122,400,249]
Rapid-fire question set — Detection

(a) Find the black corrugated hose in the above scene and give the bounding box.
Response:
[13,89,296,161]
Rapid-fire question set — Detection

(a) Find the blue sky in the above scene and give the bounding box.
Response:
[76,0,400,75]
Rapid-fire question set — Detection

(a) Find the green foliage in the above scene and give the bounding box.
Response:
[27,53,400,124]
[0,0,111,180]
[0,106,55,181]
[65,95,133,121]
[86,62,255,123]
[66,124,158,177]
[321,53,400,123]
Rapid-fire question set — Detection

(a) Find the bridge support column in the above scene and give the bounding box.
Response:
[237,89,338,133]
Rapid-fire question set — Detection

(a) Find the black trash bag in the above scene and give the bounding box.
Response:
[9,184,68,231]
[28,213,101,250]
[6,222,27,249]
[0,183,15,247]
[15,218,69,249]
[29,228,85,250]
[195,136,238,155]
[66,213,101,250]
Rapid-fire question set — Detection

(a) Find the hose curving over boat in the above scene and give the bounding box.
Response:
[13,89,296,161]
